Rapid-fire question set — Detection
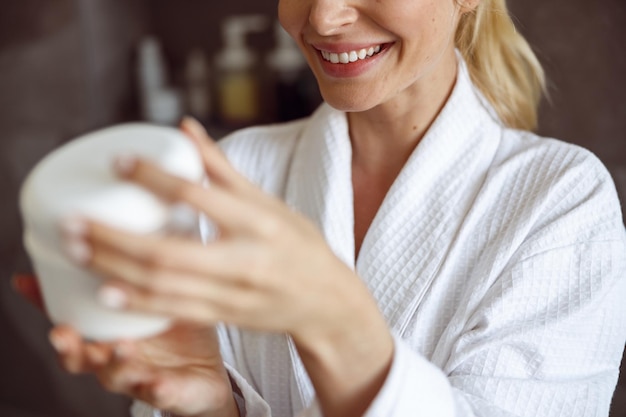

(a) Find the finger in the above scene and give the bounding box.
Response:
[96,281,260,326]
[88,245,244,298]
[49,326,120,375]
[49,325,89,374]
[179,117,245,190]
[97,354,155,396]
[113,156,259,233]
[62,217,249,283]
[144,369,233,415]
[97,282,220,323]
[12,274,46,311]
[179,120,290,213]
[84,342,115,369]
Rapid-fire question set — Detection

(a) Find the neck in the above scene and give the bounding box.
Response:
[347,51,459,258]
[347,51,458,173]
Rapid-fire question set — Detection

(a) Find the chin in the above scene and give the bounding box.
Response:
[320,88,379,113]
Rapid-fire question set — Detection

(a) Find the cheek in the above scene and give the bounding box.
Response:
[382,1,456,42]
[278,0,319,74]
[397,9,457,65]
[277,0,303,38]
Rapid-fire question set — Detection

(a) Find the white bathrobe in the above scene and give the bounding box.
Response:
[133,59,626,417]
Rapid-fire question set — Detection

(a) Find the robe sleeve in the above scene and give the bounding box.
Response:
[349,238,625,417]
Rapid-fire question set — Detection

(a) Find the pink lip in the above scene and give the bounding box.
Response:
[311,43,392,79]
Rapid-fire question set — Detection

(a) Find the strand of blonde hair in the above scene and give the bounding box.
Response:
[456,0,546,131]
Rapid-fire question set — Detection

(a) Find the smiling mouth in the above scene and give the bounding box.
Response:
[318,44,387,64]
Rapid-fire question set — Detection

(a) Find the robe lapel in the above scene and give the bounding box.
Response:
[356,65,502,334]
[286,61,500,333]
[284,104,356,268]
[283,104,356,408]
[282,60,502,406]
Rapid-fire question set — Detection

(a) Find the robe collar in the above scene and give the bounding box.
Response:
[284,57,502,334]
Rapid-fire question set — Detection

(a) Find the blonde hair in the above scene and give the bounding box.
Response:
[455,0,546,131]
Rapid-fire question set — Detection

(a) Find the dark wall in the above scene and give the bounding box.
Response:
[0,1,624,416]
[0,1,146,416]
[509,0,626,205]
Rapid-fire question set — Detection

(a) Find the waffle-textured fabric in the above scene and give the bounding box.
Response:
[133,58,626,417]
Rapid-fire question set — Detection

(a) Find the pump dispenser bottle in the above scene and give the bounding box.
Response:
[137,37,183,126]
[266,22,319,122]
[185,48,212,124]
[215,15,268,127]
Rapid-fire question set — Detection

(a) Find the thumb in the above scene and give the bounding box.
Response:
[179,117,244,190]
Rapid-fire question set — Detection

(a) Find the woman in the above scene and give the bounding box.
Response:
[15,0,626,416]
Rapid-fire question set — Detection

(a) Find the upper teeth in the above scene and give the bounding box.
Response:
[320,45,382,64]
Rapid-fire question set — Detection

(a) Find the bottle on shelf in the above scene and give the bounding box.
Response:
[214,15,268,128]
[266,22,322,122]
[136,36,183,126]
[184,48,212,125]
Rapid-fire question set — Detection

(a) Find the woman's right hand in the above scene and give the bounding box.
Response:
[13,275,239,417]
[50,323,239,417]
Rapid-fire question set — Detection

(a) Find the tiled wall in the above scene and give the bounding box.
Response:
[0,0,624,416]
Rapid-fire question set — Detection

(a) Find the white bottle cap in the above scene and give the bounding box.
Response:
[266,22,306,76]
[215,15,268,71]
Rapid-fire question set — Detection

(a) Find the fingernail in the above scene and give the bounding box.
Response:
[114,341,132,359]
[49,333,67,353]
[98,286,127,309]
[64,238,91,264]
[152,380,170,402]
[114,154,137,176]
[181,115,198,128]
[61,216,87,238]
[181,116,207,138]
[85,344,107,366]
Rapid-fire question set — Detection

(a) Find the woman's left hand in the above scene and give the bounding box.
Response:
[62,118,378,345]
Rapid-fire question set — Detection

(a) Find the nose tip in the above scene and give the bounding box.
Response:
[308,1,358,35]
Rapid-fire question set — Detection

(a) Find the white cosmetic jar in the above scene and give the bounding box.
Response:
[19,123,204,341]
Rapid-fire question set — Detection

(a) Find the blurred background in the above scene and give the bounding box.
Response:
[0,0,624,416]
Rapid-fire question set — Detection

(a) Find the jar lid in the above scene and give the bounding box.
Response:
[20,123,204,251]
